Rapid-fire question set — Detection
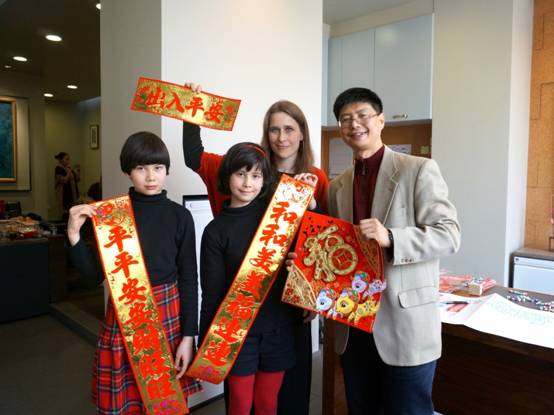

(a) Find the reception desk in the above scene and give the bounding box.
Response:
[0,238,50,322]
[434,286,554,414]
[322,287,554,415]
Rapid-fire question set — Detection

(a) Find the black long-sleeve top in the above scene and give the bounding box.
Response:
[199,198,298,343]
[182,122,203,171]
[68,188,199,336]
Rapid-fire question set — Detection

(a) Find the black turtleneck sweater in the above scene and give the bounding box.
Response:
[198,198,297,343]
[68,188,198,336]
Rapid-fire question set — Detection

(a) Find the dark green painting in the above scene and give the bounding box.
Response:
[0,97,16,182]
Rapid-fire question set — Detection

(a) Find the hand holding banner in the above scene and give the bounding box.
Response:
[92,196,191,415]
[282,211,385,333]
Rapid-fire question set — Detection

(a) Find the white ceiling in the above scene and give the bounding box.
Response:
[0,0,99,102]
[323,0,415,24]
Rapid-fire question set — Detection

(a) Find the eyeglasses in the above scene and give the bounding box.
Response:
[338,112,381,128]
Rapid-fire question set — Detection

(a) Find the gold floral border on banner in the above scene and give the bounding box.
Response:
[186,175,314,384]
[130,77,241,131]
[92,196,189,415]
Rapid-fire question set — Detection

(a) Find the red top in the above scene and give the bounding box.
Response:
[197,151,329,217]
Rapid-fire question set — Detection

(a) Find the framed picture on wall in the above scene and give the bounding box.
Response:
[89,124,99,149]
[0,96,17,182]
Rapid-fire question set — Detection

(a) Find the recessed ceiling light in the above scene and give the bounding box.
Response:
[46,34,62,42]
[4,64,12,69]
[44,93,54,98]
[96,3,101,10]
[67,84,78,89]
[13,56,28,62]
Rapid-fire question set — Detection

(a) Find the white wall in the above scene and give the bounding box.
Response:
[160,0,322,202]
[100,0,162,197]
[432,0,532,283]
[505,0,532,273]
[0,71,48,218]
[101,0,322,201]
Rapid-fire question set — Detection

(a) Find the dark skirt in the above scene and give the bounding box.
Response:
[92,281,202,414]
[230,324,296,376]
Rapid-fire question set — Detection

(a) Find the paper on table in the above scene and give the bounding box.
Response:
[463,293,554,349]
[438,293,489,325]
[440,293,554,349]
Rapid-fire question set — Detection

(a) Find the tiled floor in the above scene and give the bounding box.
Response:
[0,315,96,415]
[0,314,323,415]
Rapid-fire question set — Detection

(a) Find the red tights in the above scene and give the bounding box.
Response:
[228,371,285,415]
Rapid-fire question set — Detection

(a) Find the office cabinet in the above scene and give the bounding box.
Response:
[0,238,49,322]
[510,248,554,295]
[374,14,433,122]
[327,15,433,124]
[328,29,374,124]
[328,36,342,125]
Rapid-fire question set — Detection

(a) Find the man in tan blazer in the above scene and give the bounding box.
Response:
[329,87,460,414]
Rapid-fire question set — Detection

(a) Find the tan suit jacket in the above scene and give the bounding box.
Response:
[328,146,461,366]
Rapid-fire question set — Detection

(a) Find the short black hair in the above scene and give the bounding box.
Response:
[54,152,68,160]
[120,131,170,174]
[333,87,383,120]
[217,142,276,199]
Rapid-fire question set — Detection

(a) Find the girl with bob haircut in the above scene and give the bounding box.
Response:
[199,142,316,415]
[182,83,326,414]
[119,130,171,174]
[216,142,276,198]
[67,131,202,414]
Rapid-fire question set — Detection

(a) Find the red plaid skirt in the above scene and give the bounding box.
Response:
[92,281,202,414]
